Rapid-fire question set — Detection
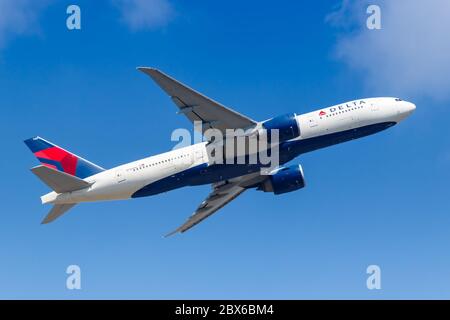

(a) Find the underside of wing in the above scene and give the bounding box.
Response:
[165,184,245,237]
[165,172,267,237]
[138,67,257,134]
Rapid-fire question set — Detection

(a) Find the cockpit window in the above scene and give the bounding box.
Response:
[395,98,403,101]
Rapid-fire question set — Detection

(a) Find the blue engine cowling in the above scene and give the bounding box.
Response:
[258,164,306,195]
[262,113,300,142]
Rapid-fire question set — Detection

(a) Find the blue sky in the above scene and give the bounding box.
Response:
[1,0,450,299]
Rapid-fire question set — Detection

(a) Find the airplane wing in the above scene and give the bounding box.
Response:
[138,67,257,134]
[165,172,267,237]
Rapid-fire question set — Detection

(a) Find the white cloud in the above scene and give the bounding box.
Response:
[0,0,50,48]
[328,0,450,102]
[113,0,174,31]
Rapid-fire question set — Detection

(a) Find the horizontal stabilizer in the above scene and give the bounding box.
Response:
[31,165,91,193]
[42,203,76,224]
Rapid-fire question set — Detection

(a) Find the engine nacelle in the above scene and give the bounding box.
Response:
[262,113,300,143]
[258,164,306,195]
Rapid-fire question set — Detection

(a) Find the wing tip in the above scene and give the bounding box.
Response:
[164,228,181,238]
[137,66,159,75]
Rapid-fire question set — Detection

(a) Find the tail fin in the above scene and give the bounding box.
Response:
[42,204,76,224]
[24,136,105,179]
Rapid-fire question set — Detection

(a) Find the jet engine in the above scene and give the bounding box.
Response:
[262,113,300,143]
[258,164,306,195]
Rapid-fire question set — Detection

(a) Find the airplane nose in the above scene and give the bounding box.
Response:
[395,101,416,122]
[405,101,416,113]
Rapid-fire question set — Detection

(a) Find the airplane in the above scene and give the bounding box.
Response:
[24,68,416,236]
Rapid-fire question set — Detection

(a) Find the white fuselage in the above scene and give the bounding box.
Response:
[42,97,415,205]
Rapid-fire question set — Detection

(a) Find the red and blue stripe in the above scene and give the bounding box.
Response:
[24,137,105,179]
